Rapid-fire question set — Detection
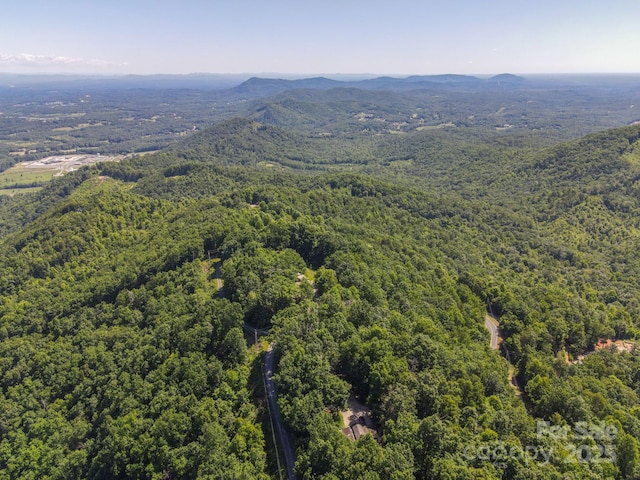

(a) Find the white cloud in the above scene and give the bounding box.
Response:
[0,53,126,72]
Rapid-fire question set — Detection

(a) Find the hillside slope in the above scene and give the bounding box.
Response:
[2,120,640,478]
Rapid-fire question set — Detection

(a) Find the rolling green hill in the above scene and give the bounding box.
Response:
[2,114,640,479]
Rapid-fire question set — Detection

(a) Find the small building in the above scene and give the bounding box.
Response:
[339,397,381,443]
[352,423,368,440]
[341,427,355,441]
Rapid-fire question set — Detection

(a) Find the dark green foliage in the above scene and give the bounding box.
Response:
[3,82,640,479]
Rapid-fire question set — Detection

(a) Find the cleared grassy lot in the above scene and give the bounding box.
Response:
[0,163,55,190]
[0,154,122,195]
[0,186,42,196]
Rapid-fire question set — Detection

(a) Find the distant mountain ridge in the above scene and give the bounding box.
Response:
[487,73,526,84]
[225,73,527,98]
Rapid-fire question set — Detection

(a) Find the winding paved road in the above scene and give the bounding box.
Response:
[484,313,501,350]
[216,260,295,477]
[264,344,297,480]
[483,313,524,396]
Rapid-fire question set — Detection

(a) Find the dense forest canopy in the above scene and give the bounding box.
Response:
[2,75,640,478]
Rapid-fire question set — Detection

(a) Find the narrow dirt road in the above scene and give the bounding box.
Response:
[215,262,223,297]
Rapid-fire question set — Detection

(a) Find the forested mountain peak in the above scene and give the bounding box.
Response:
[230,76,342,97]
[178,117,262,145]
[169,118,323,167]
[488,73,526,84]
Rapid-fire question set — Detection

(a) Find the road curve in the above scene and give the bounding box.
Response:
[264,344,297,480]
[484,313,501,350]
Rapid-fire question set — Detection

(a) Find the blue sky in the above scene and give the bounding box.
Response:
[1,0,639,75]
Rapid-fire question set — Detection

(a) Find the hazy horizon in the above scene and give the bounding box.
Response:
[2,72,640,79]
[2,0,639,76]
